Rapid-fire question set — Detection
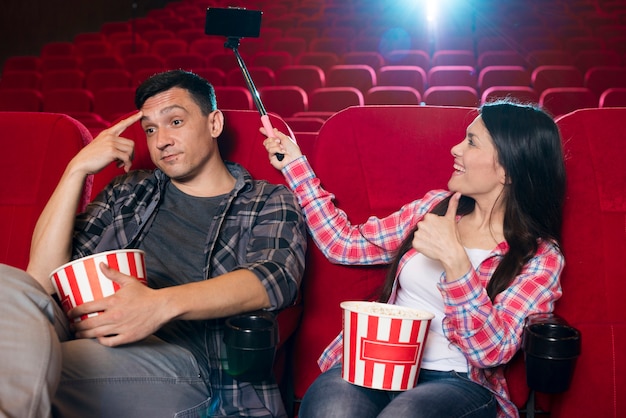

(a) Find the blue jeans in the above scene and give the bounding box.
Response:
[0,264,210,418]
[299,364,497,418]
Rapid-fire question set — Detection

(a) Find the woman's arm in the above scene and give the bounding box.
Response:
[263,129,446,265]
[439,240,564,368]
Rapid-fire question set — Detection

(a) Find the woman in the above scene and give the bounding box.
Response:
[263,100,566,418]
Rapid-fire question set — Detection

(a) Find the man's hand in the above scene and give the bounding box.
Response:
[70,111,143,175]
[69,263,168,346]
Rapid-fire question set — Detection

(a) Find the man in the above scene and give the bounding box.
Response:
[0,70,307,417]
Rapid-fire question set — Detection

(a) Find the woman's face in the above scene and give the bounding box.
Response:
[448,115,507,204]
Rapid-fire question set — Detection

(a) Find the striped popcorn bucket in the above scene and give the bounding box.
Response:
[340,301,434,391]
[50,249,147,322]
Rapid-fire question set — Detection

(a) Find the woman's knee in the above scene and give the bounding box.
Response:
[300,366,389,418]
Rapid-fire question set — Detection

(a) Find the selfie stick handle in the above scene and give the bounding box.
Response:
[227,38,284,161]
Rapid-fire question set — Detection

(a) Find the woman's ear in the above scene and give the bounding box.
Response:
[209,109,224,138]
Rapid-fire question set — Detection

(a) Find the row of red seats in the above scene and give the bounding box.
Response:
[2,0,626,133]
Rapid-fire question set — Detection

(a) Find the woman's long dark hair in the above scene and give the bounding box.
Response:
[379,100,566,303]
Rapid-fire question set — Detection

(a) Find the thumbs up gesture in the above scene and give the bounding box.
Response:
[412,192,468,274]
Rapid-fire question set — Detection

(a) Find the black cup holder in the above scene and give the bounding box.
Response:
[522,313,581,393]
[223,310,279,382]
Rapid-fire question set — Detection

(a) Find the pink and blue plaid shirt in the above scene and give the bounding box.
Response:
[283,157,564,418]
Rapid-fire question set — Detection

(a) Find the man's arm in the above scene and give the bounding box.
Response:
[71,185,307,347]
[26,112,142,292]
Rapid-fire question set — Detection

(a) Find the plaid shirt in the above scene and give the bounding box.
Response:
[283,157,564,418]
[72,162,307,418]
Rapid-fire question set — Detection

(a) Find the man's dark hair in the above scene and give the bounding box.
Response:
[135,69,217,115]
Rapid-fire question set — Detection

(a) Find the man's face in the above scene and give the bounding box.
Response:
[139,87,222,188]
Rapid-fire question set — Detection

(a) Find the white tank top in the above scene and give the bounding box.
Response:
[394,248,491,372]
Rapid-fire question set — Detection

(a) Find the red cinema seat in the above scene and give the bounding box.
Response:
[526,50,574,68]
[584,66,626,97]
[481,86,539,105]
[93,87,137,122]
[573,50,622,74]
[295,52,340,73]
[259,85,308,118]
[478,65,532,93]
[325,64,377,94]
[427,65,478,88]
[43,88,94,114]
[40,69,85,92]
[385,50,430,71]
[531,65,584,94]
[376,65,426,94]
[225,67,276,90]
[292,105,478,409]
[2,56,42,72]
[250,51,293,73]
[539,87,597,118]
[0,89,43,111]
[164,53,208,72]
[308,87,364,112]
[341,52,386,71]
[0,71,42,90]
[40,42,76,57]
[599,87,626,108]
[85,69,132,94]
[269,38,308,57]
[431,50,476,67]
[150,39,189,58]
[477,50,527,70]
[423,86,479,107]
[547,108,626,418]
[213,86,253,110]
[276,65,326,95]
[365,86,422,105]
[0,112,92,270]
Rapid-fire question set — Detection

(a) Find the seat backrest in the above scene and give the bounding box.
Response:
[481,86,539,105]
[40,69,86,92]
[427,65,478,88]
[539,87,597,118]
[259,85,308,118]
[0,89,43,112]
[478,65,532,93]
[584,66,626,98]
[325,64,377,94]
[0,112,92,270]
[275,65,326,95]
[599,87,626,108]
[423,86,479,107]
[548,108,626,417]
[292,105,478,400]
[531,65,584,94]
[43,88,94,113]
[308,87,364,112]
[365,86,422,105]
[376,65,426,93]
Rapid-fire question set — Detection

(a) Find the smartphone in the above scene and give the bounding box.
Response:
[204,7,263,39]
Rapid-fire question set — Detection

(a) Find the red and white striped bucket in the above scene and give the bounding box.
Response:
[341,301,434,391]
[50,249,147,322]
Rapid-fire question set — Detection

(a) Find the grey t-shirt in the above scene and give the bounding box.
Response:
[139,181,226,379]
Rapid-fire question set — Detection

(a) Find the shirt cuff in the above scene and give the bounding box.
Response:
[282,156,314,190]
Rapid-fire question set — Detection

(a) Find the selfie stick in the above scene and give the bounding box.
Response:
[224,37,284,161]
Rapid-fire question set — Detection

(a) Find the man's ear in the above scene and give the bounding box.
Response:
[209,109,224,138]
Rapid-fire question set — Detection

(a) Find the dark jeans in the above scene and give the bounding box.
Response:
[299,364,497,418]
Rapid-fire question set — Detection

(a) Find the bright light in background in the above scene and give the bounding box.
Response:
[425,1,438,23]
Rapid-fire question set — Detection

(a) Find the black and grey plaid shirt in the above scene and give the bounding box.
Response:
[72,162,307,417]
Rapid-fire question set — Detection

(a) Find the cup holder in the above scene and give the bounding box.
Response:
[522,313,581,393]
[223,310,279,382]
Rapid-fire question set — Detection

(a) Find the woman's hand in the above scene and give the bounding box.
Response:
[412,192,471,279]
[261,127,303,169]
